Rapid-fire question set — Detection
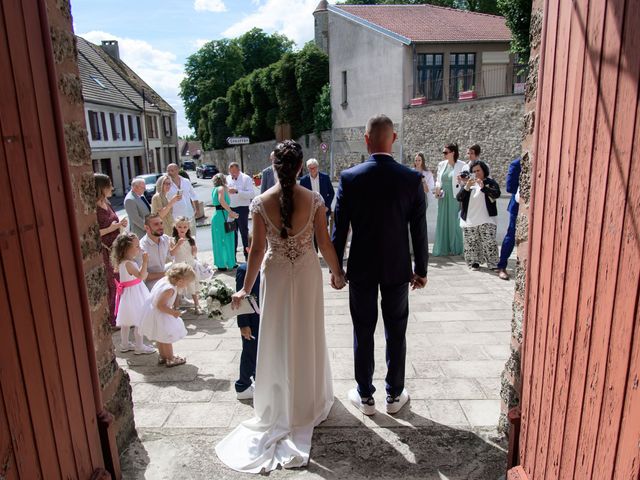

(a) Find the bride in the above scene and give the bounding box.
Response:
[215,140,346,473]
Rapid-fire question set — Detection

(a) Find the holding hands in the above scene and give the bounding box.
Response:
[330,270,347,290]
[410,273,427,290]
[229,211,239,219]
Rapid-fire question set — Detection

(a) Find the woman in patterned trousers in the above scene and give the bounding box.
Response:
[456,160,501,270]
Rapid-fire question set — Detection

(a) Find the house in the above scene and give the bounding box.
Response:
[178,140,203,164]
[77,37,178,195]
[313,2,518,145]
[314,2,516,125]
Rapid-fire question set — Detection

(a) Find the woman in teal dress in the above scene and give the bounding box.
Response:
[432,143,465,256]
[211,173,239,270]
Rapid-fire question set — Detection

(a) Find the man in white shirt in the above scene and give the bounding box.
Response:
[166,163,198,235]
[139,213,172,290]
[226,162,255,260]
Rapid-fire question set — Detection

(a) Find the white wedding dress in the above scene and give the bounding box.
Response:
[216,191,334,473]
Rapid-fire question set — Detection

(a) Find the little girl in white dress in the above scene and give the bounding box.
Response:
[111,233,155,354]
[140,263,195,367]
[170,216,202,314]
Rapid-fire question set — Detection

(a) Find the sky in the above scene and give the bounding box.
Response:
[72,0,326,136]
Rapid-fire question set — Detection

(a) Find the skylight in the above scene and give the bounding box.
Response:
[90,75,108,89]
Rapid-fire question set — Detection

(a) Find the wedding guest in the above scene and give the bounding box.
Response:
[211,173,239,270]
[413,152,435,206]
[456,160,501,270]
[226,162,255,260]
[167,163,198,235]
[140,263,194,368]
[170,217,202,314]
[260,151,277,193]
[234,237,260,400]
[497,157,521,280]
[139,213,172,290]
[111,232,155,354]
[151,174,180,232]
[95,173,128,327]
[124,178,151,237]
[432,143,465,256]
[300,158,334,250]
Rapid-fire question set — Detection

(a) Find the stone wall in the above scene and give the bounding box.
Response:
[51,0,135,452]
[202,131,332,178]
[497,5,543,436]
[402,96,525,186]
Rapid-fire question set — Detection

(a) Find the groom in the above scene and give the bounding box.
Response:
[332,114,428,416]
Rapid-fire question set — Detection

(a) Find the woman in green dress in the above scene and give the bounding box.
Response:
[432,143,466,256]
[211,173,239,270]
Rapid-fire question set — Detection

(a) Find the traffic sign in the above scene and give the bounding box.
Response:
[320,142,328,152]
[226,136,250,145]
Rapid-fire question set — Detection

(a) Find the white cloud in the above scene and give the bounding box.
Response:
[194,38,209,49]
[79,30,191,135]
[194,0,227,13]
[222,0,318,47]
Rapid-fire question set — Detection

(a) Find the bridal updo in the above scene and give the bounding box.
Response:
[273,140,303,239]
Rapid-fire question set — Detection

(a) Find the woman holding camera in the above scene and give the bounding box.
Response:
[432,143,466,256]
[456,160,501,270]
[151,174,180,232]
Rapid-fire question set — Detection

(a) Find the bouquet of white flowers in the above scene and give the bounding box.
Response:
[201,278,235,319]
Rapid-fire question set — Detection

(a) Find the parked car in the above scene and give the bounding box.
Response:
[182,160,196,170]
[134,173,164,202]
[196,163,219,179]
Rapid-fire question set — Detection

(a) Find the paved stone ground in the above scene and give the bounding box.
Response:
[117,252,514,479]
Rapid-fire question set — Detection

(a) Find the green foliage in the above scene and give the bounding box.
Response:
[180,39,244,131]
[464,0,501,14]
[226,76,253,138]
[272,53,304,138]
[497,0,532,58]
[313,83,332,136]
[207,98,231,150]
[247,66,279,141]
[237,28,294,73]
[295,43,330,135]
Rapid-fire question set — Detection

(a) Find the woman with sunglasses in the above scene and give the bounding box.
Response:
[432,143,466,256]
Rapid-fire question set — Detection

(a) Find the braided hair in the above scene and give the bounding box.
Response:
[273,140,303,239]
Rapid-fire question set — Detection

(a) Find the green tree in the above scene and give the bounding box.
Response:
[236,28,294,74]
[464,0,501,13]
[206,97,231,150]
[180,39,245,130]
[295,43,329,135]
[313,83,332,136]
[497,0,532,58]
[272,53,304,137]
[226,76,253,137]
[247,66,279,141]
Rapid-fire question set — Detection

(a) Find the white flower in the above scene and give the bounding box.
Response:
[206,297,213,307]
[209,287,219,297]
[211,299,222,311]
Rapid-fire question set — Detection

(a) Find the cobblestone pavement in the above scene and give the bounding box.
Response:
[118,253,514,479]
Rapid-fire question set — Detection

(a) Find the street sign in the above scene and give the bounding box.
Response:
[320,142,328,152]
[226,136,250,145]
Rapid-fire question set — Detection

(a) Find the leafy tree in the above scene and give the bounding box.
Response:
[313,83,332,136]
[206,97,231,150]
[497,0,532,59]
[295,43,329,135]
[180,39,244,130]
[236,28,294,74]
[226,76,253,137]
[464,0,501,13]
[272,53,304,137]
[247,66,279,141]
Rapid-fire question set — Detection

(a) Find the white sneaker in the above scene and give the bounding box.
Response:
[348,388,376,416]
[119,342,135,353]
[134,344,156,355]
[236,385,254,400]
[386,389,410,414]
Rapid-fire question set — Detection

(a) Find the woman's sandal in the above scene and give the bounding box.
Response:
[165,356,186,368]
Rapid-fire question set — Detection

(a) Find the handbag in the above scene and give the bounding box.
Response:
[224,219,238,233]
[220,296,260,319]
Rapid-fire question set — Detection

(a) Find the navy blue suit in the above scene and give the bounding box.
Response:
[235,264,260,393]
[332,153,428,397]
[299,172,334,215]
[497,157,521,269]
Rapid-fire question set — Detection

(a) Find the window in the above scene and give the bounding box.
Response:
[416,53,443,101]
[146,115,158,138]
[449,52,476,100]
[163,116,173,137]
[128,115,136,140]
[109,113,119,140]
[341,71,348,107]
[120,114,127,141]
[100,112,108,141]
[90,75,108,89]
[136,116,142,140]
[88,110,100,140]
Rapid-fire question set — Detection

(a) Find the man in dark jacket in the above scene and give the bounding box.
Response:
[332,114,428,416]
[496,157,521,280]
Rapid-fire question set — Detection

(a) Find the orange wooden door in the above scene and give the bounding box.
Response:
[511,0,640,478]
[0,1,106,478]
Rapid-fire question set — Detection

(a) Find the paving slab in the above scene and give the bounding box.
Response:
[118,254,514,479]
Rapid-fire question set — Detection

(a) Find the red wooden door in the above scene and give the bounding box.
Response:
[510,0,640,478]
[0,1,107,478]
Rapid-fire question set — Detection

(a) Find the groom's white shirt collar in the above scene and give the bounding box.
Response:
[371,152,393,157]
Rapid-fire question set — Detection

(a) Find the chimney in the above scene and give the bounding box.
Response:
[101,40,120,60]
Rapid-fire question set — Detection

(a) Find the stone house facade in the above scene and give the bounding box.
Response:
[77,37,178,195]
